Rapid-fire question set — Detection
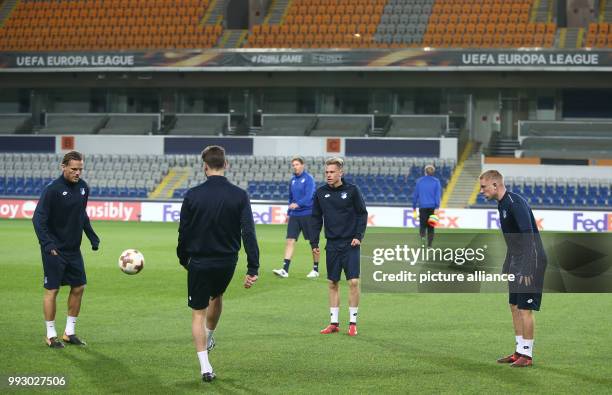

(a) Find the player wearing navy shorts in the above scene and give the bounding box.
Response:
[310,158,368,337]
[32,151,99,349]
[272,156,320,278]
[480,170,547,367]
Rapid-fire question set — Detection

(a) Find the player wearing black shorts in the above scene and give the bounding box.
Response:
[177,145,259,383]
[32,151,99,349]
[480,170,547,368]
[272,156,319,278]
[311,158,368,337]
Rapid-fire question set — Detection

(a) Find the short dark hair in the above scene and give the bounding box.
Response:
[291,155,305,164]
[201,145,226,170]
[62,151,83,166]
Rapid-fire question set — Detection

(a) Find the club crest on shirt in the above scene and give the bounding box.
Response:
[324,193,331,198]
[502,210,507,218]
[301,178,305,183]
[62,191,68,196]
[80,188,85,196]
[341,192,348,199]
[292,180,295,185]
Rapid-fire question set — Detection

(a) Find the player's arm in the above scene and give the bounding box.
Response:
[510,199,537,278]
[82,186,100,250]
[240,192,260,277]
[434,179,442,211]
[176,192,192,268]
[310,192,323,251]
[352,186,368,245]
[32,186,58,253]
[295,175,316,208]
[412,180,419,211]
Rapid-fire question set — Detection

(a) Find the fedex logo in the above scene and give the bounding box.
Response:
[486,210,544,230]
[402,209,458,228]
[252,206,287,224]
[163,204,181,222]
[573,213,612,232]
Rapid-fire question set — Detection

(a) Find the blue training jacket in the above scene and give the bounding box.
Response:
[288,171,316,217]
[412,175,441,210]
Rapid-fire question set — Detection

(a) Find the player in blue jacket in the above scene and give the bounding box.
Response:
[412,165,441,247]
[273,156,320,278]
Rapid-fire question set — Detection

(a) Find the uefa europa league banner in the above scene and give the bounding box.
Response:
[1,49,611,70]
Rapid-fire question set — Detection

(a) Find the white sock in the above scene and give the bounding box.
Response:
[197,351,213,374]
[330,307,339,324]
[349,307,358,324]
[46,320,57,339]
[515,335,524,353]
[521,339,534,358]
[206,328,215,348]
[65,316,77,336]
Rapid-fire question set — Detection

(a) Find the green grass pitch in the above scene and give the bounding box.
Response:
[0,219,611,394]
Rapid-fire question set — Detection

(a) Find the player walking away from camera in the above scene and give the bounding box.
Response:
[311,158,368,337]
[479,170,547,368]
[177,145,259,383]
[412,165,441,247]
[272,156,320,278]
[32,151,99,349]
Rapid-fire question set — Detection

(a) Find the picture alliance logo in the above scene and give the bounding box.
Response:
[371,244,488,266]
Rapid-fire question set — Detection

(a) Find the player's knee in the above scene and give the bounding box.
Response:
[45,288,59,297]
[286,239,296,245]
[328,281,339,290]
[509,304,518,312]
[348,279,359,288]
[71,285,85,295]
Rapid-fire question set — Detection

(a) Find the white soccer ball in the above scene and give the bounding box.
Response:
[118,249,145,275]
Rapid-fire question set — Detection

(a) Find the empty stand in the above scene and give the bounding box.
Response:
[0,114,30,133]
[39,113,107,135]
[475,176,611,208]
[172,155,455,204]
[309,115,373,137]
[584,22,612,48]
[168,114,229,135]
[97,114,161,135]
[386,115,448,137]
[0,0,221,51]
[259,114,317,136]
[423,0,556,48]
[246,0,386,48]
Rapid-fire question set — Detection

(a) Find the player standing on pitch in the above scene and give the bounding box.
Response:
[272,155,320,278]
[177,145,260,383]
[412,164,441,247]
[33,150,99,348]
[311,157,368,336]
[479,170,547,367]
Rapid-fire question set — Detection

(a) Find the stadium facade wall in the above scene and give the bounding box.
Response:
[481,162,612,180]
[0,135,458,160]
[2,199,609,232]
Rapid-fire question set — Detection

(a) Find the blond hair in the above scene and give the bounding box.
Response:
[325,157,344,169]
[479,170,504,183]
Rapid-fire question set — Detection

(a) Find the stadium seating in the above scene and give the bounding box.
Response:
[0,114,31,134]
[0,0,221,52]
[474,176,611,209]
[584,23,612,48]
[0,153,168,198]
[172,155,455,204]
[245,0,386,48]
[424,0,556,48]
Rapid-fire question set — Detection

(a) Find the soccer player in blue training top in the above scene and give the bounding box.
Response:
[479,170,547,368]
[272,155,320,278]
[32,150,99,348]
[412,164,441,247]
[311,157,368,337]
[177,145,260,383]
